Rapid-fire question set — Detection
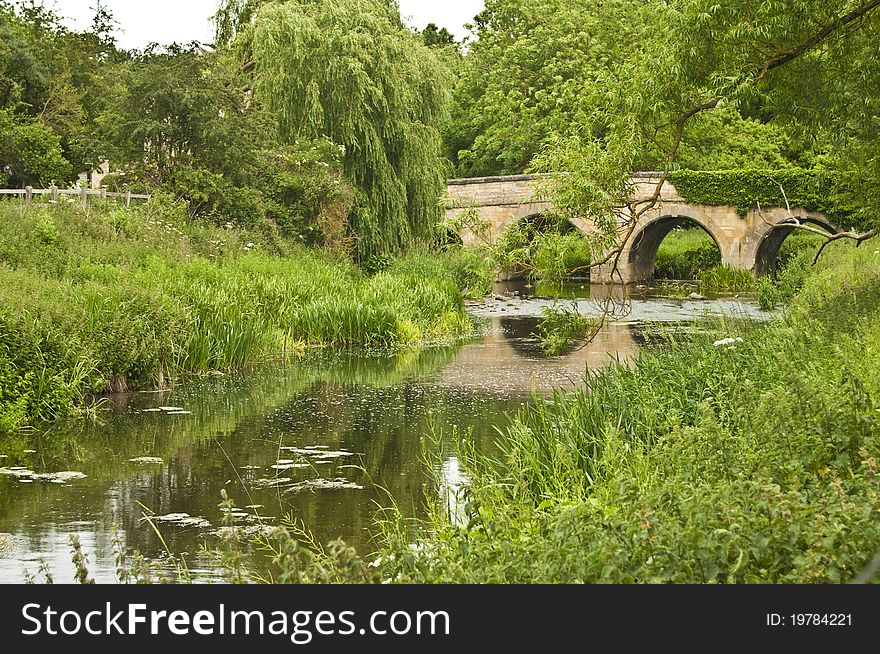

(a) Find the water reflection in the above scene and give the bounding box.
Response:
[437,317,637,394]
[0,305,735,583]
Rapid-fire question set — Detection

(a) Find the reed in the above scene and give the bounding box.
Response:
[0,201,476,431]
[372,246,880,583]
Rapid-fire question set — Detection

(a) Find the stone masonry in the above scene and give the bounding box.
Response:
[446,173,836,284]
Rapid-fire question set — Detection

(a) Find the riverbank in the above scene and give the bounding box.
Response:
[0,201,481,432]
[368,244,880,583]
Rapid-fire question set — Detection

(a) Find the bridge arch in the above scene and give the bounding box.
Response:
[753,213,838,277]
[627,214,722,282]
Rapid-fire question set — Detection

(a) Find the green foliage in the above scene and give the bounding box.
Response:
[97,45,353,243]
[532,1,880,264]
[373,246,880,583]
[0,107,72,186]
[668,169,856,223]
[674,105,806,171]
[697,265,756,292]
[493,217,592,283]
[0,1,124,176]
[0,201,475,432]
[536,302,597,356]
[247,0,453,259]
[654,227,721,279]
[447,0,643,177]
[756,238,853,309]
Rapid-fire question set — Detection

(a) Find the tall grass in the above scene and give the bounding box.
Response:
[697,264,756,291]
[0,200,476,431]
[654,226,720,279]
[370,245,880,583]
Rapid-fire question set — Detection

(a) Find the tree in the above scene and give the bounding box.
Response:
[420,23,457,48]
[0,0,125,178]
[0,107,72,186]
[99,44,352,242]
[532,0,880,279]
[447,0,821,178]
[223,0,454,259]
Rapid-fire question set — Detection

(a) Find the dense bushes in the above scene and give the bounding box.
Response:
[372,245,880,583]
[0,201,476,432]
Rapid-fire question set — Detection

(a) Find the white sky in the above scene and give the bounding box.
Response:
[49,0,485,50]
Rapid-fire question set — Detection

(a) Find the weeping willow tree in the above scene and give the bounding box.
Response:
[218,0,453,259]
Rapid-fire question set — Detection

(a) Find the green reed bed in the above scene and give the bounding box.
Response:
[696,264,756,292]
[371,245,880,583]
[654,226,721,279]
[0,200,476,431]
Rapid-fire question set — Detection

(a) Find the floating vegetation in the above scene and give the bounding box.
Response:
[128,457,164,464]
[271,463,310,471]
[252,477,292,489]
[140,407,192,416]
[280,447,357,459]
[212,525,274,540]
[143,513,211,529]
[282,478,364,493]
[0,467,31,477]
[251,475,363,492]
[34,471,87,484]
[0,468,86,484]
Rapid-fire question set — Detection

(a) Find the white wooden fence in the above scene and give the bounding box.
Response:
[0,186,151,207]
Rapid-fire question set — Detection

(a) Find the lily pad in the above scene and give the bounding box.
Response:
[280,447,357,459]
[128,457,164,464]
[32,471,87,484]
[0,467,35,478]
[143,513,211,529]
[212,525,274,539]
[271,463,310,471]
[282,478,364,493]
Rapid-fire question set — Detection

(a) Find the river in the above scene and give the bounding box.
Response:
[0,288,766,583]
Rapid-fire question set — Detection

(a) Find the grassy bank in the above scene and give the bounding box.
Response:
[655,227,827,292]
[0,200,480,432]
[366,244,880,583]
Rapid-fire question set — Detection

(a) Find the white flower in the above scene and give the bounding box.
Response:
[713,337,744,347]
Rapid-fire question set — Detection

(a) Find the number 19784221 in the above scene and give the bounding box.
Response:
[766,614,852,627]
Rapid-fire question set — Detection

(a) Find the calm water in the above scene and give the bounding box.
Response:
[0,292,765,583]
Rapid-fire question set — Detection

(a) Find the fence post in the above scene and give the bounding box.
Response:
[50,185,59,203]
[125,191,132,208]
[100,188,106,202]
[25,186,32,204]
[80,186,87,206]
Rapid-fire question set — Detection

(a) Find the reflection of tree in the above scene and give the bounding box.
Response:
[499,316,582,358]
[0,344,514,573]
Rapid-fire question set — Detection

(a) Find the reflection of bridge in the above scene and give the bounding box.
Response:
[439,317,638,396]
[446,173,836,283]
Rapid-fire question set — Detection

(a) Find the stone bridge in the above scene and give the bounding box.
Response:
[445,173,836,284]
